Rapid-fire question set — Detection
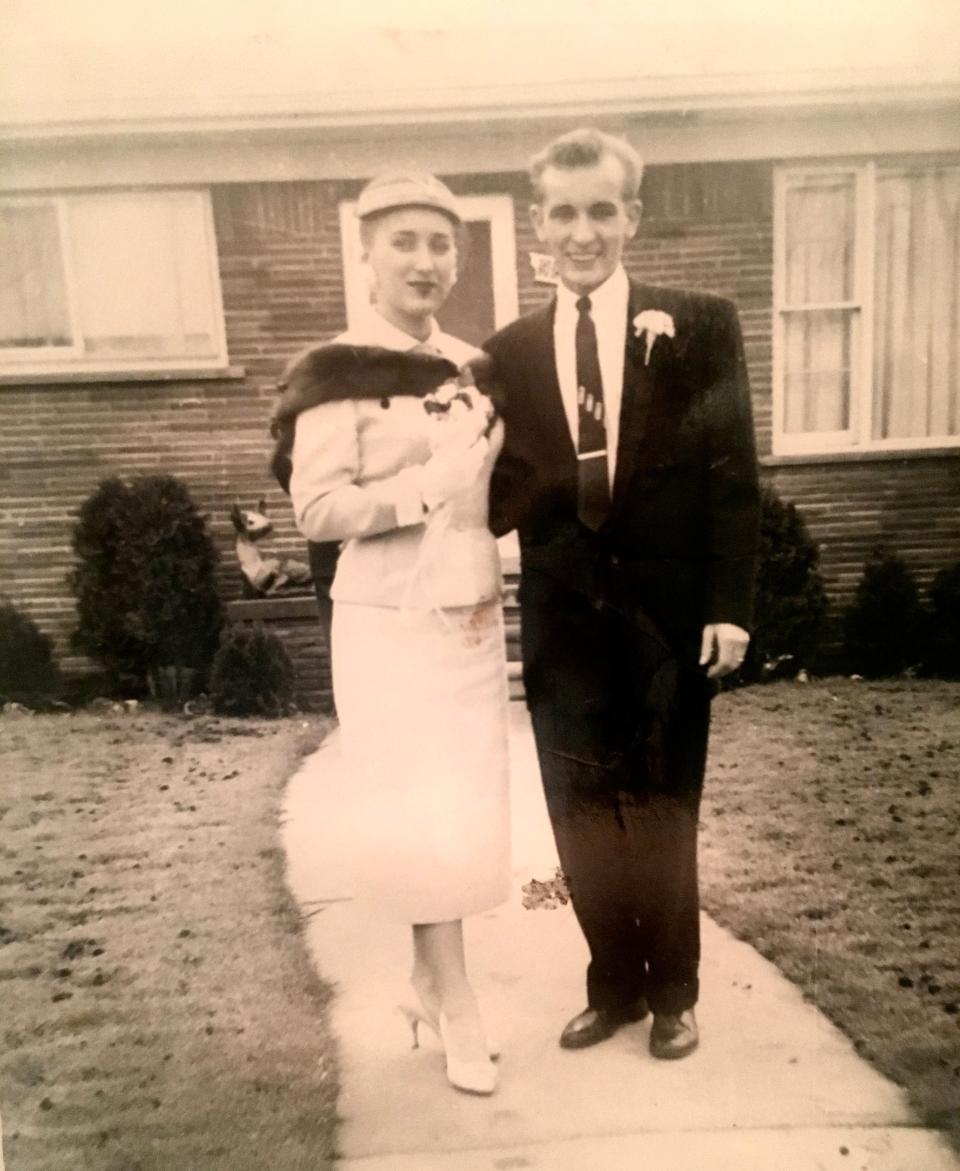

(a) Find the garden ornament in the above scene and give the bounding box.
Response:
[230,499,313,597]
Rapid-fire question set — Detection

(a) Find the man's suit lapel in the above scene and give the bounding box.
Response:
[611,281,658,509]
[526,299,576,465]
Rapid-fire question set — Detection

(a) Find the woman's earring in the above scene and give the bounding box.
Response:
[362,258,378,305]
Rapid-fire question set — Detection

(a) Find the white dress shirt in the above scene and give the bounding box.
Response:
[553,265,629,488]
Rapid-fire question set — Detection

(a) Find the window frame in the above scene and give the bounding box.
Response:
[773,159,960,456]
[0,188,229,378]
[337,192,519,334]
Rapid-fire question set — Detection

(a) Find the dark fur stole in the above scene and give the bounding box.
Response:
[269,344,468,493]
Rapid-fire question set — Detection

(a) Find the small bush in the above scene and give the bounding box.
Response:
[0,600,60,702]
[844,549,924,677]
[69,475,222,699]
[209,623,295,717]
[741,487,829,683]
[923,561,960,679]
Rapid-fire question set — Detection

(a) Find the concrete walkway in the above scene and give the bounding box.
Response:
[283,704,959,1171]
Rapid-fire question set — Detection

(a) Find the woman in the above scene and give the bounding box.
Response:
[279,173,509,1097]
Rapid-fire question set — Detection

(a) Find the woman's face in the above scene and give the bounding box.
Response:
[363,207,458,336]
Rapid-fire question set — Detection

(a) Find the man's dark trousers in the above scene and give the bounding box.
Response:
[521,545,712,1018]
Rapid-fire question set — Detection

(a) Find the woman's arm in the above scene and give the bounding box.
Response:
[289,401,426,543]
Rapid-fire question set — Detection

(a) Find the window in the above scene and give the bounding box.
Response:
[0,190,227,376]
[338,193,518,347]
[774,161,960,454]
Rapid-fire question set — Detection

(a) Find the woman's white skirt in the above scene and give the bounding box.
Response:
[332,599,511,923]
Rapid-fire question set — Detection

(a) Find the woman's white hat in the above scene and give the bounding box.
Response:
[355,172,461,225]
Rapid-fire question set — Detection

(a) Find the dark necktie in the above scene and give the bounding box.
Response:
[575,295,610,530]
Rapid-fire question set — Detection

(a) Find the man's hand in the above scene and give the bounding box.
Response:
[699,623,750,679]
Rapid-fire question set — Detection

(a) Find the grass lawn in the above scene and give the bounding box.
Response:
[2,680,958,1167]
[0,709,337,1171]
[701,677,960,1148]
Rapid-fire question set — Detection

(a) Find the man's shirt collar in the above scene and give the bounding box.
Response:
[556,266,629,321]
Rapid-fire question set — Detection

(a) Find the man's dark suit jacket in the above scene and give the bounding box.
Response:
[485,281,760,798]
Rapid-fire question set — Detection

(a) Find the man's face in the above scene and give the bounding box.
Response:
[530,155,641,296]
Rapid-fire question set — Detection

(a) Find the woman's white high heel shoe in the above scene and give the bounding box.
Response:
[398,998,500,1060]
[397,1002,435,1050]
[438,1011,498,1096]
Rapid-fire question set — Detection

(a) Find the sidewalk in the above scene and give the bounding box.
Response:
[283,703,959,1171]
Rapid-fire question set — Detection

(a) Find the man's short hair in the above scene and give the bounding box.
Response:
[529,128,643,203]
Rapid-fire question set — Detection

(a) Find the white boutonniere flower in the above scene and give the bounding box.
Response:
[633,310,675,365]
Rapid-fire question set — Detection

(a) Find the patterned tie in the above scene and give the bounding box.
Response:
[575,295,610,530]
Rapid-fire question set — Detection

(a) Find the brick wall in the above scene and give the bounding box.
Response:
[1,161,957,683]
[767,457,960,617]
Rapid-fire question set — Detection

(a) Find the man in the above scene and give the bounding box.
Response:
[485,128,760,1059]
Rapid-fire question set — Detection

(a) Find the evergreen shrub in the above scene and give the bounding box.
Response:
[69,475,222,700]
[923,561,960,679]
[208,623,295,717]
[0,600,60,703]
[741,487,829,682]
[843,548,924,677]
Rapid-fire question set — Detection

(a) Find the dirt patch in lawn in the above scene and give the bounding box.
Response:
[702,678,960,1147]
[0,709,336,1171]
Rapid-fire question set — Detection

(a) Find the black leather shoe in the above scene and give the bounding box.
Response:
[559,998,649,1050]
[649,1009,698,1060]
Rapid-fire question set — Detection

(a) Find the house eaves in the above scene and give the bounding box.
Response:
[2,67,958,144]
[3,2,959,142]
[2,8,957,187]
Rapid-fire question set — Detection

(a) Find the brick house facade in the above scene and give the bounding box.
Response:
[2,34,959,684]
[3,157,958,680]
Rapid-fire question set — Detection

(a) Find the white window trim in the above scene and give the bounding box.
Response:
[773,161,960,457]
[0,188,229,378]
[338,192,518,332]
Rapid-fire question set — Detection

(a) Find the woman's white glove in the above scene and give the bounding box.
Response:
[425,381,491,452]
[419,435,489,512]
[417,378,499,513]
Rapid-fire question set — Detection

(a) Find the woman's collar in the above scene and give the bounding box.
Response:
[357,309,439,352]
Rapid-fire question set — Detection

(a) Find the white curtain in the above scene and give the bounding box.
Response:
[67,192,219,359]
[873,167,960,440]
[782,176,856,434]
[0,203,72,349]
